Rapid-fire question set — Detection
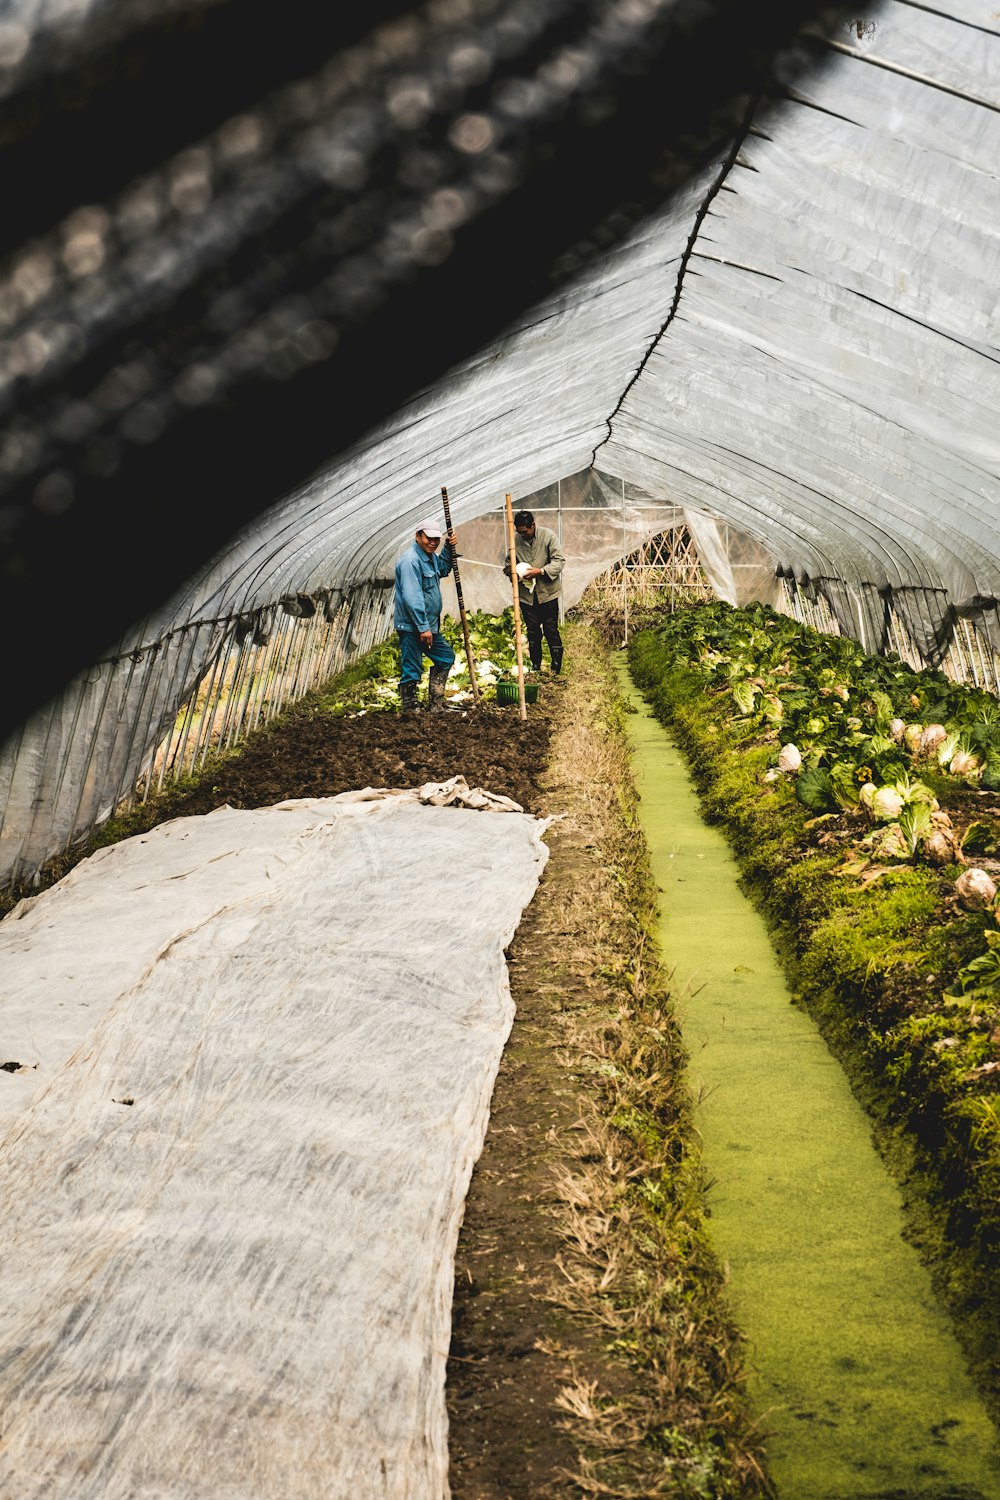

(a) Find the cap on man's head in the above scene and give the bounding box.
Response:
[417,519,443,538]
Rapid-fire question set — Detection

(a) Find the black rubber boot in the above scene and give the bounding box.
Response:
[551,648,564,675]
[400,680,420,714]
[427,664,449,711]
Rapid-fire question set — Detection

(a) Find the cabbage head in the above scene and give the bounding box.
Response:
[872,787,905,821]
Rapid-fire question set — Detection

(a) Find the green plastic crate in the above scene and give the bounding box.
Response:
[496,680,538,705]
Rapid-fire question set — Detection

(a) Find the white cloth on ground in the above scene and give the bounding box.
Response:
[0,789,548,1500]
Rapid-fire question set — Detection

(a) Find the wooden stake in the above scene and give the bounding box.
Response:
[440,485,480,708]
[504,493,527,720]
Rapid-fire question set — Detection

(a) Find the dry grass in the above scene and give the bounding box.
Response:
[538,621,773,1499]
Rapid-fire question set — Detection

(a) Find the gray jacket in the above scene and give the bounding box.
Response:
[503,524,565,606]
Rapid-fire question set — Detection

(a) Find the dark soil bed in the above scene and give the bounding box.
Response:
[163,702,552,819]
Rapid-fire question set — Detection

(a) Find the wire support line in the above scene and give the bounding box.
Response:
[690,251,783,280]
[774,83,863,126]
[822,36,1000,113]
[890,0,1000,39]
[588,80,767,468]
[843,287,1000,366]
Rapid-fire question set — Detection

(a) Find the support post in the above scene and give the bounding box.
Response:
[504,493,528,721]
[441,485,480,707]
[621,474,629,646]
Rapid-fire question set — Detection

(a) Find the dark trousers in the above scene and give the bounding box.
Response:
[521,597,562,670]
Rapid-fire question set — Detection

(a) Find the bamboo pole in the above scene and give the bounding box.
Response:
[504,493,527,721]
[621,474,629,647]
[441,485,480,707]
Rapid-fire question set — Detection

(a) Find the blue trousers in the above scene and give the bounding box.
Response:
[397,628,456,684]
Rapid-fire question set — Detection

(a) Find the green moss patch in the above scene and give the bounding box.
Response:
[621,669,1000,1496]
[629,605,1000,1425]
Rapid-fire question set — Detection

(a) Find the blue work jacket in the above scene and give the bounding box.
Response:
[393,541,453,633]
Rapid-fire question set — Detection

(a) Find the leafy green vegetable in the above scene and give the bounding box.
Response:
[731,681,756,716]
[898,801,933,857]
[829,760,862,810]
[795,766,836,812]
[946,929,1000,1002]
[870,689,894,727]
[961,821,1000,857]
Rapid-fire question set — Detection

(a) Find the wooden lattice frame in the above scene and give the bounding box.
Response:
[588,527,715,608]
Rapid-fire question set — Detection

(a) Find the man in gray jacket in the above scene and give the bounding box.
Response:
[503,509,566,674]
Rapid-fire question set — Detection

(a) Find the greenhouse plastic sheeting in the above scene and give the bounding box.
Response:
[163,0,1000,645]
[438,468,780,617]
[0,784,548,1499]
[3,3,1000,889]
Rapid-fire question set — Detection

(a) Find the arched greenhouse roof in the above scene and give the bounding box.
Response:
[1,0,999,884]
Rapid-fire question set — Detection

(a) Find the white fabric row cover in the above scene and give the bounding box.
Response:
[0,781,548,1499]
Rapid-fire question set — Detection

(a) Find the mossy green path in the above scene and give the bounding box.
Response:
[620,668,1000,1499]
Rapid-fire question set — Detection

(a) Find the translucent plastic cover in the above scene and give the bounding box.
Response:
[3,2,1000,884]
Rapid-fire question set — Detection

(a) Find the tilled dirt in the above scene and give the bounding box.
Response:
[445,823,639,1500]
[166,700,553,818]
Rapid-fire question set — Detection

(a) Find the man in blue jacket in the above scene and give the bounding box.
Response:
[394,519,458,712]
